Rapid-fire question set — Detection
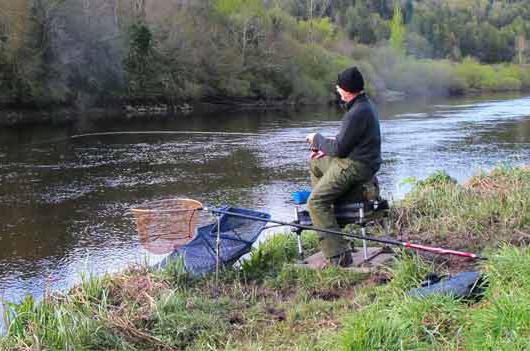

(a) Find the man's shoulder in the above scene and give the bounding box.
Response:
[348,97,376,117]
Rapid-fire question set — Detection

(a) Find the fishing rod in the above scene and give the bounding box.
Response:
[205,207,486,260]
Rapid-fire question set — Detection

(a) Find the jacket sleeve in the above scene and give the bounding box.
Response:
[313,107,368,157]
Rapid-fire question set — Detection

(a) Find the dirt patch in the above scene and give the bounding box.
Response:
[255,286,296,301]
[397,229,490,252]
[229,312,246,325]
[310,289,341,301]
[428,254,480,274]
[508,229,530,246]
[365,271,392,286]
[265,306,286,321]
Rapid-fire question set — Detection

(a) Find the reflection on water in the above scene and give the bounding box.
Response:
[0,94,529,329]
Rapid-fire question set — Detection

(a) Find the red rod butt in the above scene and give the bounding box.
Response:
[404,242,482,259]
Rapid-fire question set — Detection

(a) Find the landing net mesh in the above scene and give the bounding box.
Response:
[131,198,204,254]
[157,207,271,275]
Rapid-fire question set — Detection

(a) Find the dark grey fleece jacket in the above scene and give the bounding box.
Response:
[312,93,382,173]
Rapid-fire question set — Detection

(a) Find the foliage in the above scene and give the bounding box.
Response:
[1,0,530,111]
[389,2,406,55]
[353,46,530,97]
[0,0,66,106]
[456,57,525,91]
[124,24,158,100]
[295,17,339,44]
[395,1,512,61]
[344,3,390,45]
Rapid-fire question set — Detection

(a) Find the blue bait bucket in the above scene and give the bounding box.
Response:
[291,191,311,205]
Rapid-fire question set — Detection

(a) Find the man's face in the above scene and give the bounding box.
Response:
[336,85,354,102]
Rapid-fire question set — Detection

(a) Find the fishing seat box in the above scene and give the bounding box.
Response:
[294,176,389,227]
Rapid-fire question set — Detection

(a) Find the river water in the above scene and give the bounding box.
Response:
[0,94,529,329]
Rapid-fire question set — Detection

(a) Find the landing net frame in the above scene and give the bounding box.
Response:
[131,198,204,254]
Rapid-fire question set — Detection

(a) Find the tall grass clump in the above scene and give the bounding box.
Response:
[460,245,530,349]
[396,166,530,248]
[342,295,464,350]
[241,231,319,280]
[342,254,463,350]
[0,274,124,350]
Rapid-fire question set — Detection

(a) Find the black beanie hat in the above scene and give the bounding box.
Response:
[337,66,364,93]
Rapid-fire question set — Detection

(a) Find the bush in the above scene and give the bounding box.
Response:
[288,42,351,102]
[386,59,465,96]
[456,57,525,92]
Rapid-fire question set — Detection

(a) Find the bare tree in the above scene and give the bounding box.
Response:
[0,0,31,58]
[308,0,333,44]
[516,34,526,65]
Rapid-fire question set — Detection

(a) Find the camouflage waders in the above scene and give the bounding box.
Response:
[307,156,373,259]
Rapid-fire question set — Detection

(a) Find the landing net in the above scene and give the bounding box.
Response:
[157,207,270,275]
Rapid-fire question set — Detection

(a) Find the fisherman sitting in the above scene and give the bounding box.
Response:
[306,67,382,267]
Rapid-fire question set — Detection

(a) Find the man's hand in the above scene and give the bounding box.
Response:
[306,133,316,145]
[310,150,326,160]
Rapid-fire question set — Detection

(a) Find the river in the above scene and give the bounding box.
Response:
[0,94,529,330]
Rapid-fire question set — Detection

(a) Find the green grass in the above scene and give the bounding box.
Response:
[0,232,365,350]
[341,166,530,350]
[1,166,529,350]
[342,245,530,350]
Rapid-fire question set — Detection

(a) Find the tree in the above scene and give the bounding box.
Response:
[346,4,389,44]
[516,34,526,64]
[124,23,160,100]
[0,0,59,105]
[213,0,267,65]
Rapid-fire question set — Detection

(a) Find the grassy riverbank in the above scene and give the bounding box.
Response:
[1,166,529,350]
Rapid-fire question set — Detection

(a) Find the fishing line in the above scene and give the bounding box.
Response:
[26,130,261,146]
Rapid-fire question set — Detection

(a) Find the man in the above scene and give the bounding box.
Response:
[306,66,382,267]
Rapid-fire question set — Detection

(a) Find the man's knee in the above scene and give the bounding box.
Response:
[309,155,333,178]
[307,193,331,213]
[309,159,321,178]
[307,197,316,213]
